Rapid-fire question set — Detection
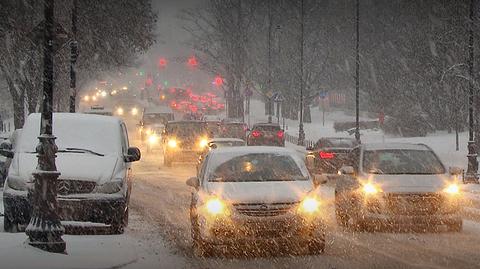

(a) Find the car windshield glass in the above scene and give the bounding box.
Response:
[363,149,445,174]
[144,113,172,125]
[208,153,307,182]
[254,125,280,132]
[323,138,356,148]
[166,122,206,136]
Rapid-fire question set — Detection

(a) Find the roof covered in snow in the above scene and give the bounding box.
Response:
[362,143,431,151]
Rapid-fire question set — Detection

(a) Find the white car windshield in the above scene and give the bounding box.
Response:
[208,153,308,182]
[363,149,445,175]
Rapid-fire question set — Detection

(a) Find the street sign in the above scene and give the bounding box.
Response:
[28,20,70,53]
[319,90,328,99]
[273,92,285,102]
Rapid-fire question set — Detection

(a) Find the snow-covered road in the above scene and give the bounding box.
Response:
[128,146,480,269]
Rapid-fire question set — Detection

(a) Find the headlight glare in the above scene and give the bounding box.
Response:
[205,198,225,215]
[444,183,460,195]
[167,139,177,148]
[148,135,158,145]
[199,138,209,148]
[299,197,320,214]
[362,183,380,195]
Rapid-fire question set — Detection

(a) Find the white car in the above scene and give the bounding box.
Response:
[2,113,140,233]
[187,146,326,256]
[335,143,463,232]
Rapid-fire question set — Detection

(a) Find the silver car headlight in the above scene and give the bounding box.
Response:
[93,179,124,194]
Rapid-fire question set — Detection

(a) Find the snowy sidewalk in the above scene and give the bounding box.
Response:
[0,189,187,269]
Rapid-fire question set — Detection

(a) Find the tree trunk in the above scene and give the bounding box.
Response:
[303,103,311,123]
[6,78,25,129]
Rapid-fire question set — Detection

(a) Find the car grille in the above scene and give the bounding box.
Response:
[385,193,444,215]
[233,202,299,217]
[57,179,96,196]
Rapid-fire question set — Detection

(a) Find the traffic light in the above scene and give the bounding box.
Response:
[187,56,198,67]
[158,58,167,68]
[213,76,223,86]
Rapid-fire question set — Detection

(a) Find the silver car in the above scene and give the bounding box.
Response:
[335,143,463,232]
[187,147,327,256]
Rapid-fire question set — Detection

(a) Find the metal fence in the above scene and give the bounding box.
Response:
[285,133,315,149]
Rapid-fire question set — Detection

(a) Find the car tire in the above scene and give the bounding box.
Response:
[447,219,462,232]
[307,237,325,255]
[191,215,213,257]
[334,192,349,228]
[3,215,20,233]
[111,207,128,234]
[164,154,172,167]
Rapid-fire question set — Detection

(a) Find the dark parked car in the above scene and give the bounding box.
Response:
[219,121,248,140]
[246,123,285,147]
[306,137,358,174]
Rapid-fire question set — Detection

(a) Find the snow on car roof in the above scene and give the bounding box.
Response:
[144,106,173,114]
[209,138,245,143]
[17,113,124,155]
[363,143,431,151]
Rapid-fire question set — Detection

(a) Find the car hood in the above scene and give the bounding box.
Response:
[205,180,313,204]
[17,152,118,184]
[365,174,450,193]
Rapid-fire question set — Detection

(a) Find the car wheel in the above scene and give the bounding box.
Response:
[334,192,349,228]
[3,215,20,233]
[307,236,325,255]
[111,207,128,234]
[164,154,172,167]
[447,219,463,232]
[191,216,213,257]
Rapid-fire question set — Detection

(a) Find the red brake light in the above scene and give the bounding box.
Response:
[252,130,262,138]
[277,130,284,139]
[319,151,335,159]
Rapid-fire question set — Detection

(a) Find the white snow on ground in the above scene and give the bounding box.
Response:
[0,189,188,269]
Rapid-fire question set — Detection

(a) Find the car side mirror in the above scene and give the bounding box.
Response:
[313,174,327,186]
[449,166,463,176]
[125,147,141,162]
[0,141,14,158]
[339,165,355,175]
[186,177,200,189]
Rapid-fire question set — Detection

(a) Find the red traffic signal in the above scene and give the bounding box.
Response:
[187,56,198,67]
[158,58,167,68]
[213,76,223,86]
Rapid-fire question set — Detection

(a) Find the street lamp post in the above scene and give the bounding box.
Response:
[25,0,66,253]
[69,0,78,113]
[354,0,361,143]
[298,0,305,146]
[465,0,478,183]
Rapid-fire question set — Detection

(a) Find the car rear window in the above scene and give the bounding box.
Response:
[254,125,280,132]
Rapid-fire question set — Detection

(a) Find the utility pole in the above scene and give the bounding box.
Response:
[466,0,478,183]
[267,0,273,123]
[69,0,78,113]
[354,0,361,143]
[298,0,305,146]
[25,0,65,253]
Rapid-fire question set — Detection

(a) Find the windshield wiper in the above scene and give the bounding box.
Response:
[58,148,104,157]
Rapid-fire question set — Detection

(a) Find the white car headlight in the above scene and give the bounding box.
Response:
[93,179,124,194]
[443,183,460,195]
[298,196,321,214]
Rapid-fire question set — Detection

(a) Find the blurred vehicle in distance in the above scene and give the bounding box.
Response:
[187,147,326,256]
[83,105,114,116]
[335,143,463,232]
[2,113,141,234]
[306,137,359,175]
[247,123,285,147]
[162,120,210,167]
[219,121,248,140]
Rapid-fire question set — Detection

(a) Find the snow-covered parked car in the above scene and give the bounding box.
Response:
[187,147,327,256]
[2,113,141,233]
[335,143,463,232]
